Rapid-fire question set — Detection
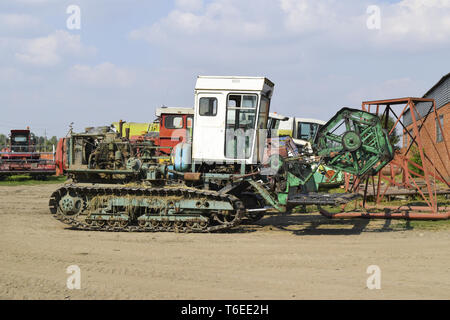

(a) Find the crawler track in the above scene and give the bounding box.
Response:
[49,185,244,233]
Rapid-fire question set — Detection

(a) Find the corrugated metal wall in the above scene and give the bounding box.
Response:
[403,76,450,126]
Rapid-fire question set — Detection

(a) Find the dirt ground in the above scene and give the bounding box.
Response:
[0,183,449,300]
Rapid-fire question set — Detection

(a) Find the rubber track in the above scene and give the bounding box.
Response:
[49,185,244,233]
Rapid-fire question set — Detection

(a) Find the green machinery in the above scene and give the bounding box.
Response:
[49,76,393,232]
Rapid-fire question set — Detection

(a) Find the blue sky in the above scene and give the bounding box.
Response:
[0,0,449,137]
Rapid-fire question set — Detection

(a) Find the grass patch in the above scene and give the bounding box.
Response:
[0,175,67,186]
[318,186,346,194]
[291,191,450,231]
[398,219,450,231]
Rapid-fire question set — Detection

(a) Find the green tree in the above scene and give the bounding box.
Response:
[37,136,45,145]
[0,134,7,147]
[408,145,424,176]
[49,136,58,146]
[378,114,400,149]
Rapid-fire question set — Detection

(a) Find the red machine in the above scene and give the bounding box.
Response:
[156,107,194,154]
[55,137,67,176]
[0,129,56,179]
[132,107,194,156]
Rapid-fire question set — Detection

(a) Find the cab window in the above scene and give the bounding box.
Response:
[12,135,27,143]
[199,97,217,116]
[297,122,320,141]
[225,94,258,159]
[186,116,193,129]
[165,116,183,129]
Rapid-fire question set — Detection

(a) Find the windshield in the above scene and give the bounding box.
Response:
[296,122,321,141]
[12,135,28,143]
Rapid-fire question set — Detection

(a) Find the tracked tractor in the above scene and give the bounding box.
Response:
[49,76,394,232]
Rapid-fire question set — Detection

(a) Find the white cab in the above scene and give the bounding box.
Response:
[192,76,274,165]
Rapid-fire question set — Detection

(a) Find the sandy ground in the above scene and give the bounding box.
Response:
[0,183,449,300]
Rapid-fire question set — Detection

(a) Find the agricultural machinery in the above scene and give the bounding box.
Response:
[268,112,344,186]
[49,76,394,232]
[269,113,325,149]
[111,107,194,157]
[0,129,56,179]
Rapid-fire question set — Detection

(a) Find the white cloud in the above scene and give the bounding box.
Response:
[0,14,41,32]
[68,62,136,88]
[278,0,450,46]
[347,77,420,104]
[0,67,42,85]
[130,0,269,44]
[138,0,450,48]
[279,0,337,34]
[376,0,450,45]
[14,30,96,66]
[175,0,203,12]
[11,0,56,4]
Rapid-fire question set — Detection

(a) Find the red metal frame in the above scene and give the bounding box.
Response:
[365,98,448,214]
[334,98,449,220]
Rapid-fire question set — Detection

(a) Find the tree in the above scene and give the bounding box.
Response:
[408,145,424,176]
[48,136,58,146]
[37,136,45,145]
[378,114,400,149]
[0,134,7,147]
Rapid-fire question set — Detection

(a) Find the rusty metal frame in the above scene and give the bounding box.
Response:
[357,97,449,216]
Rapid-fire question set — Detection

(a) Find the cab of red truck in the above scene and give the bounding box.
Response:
[1,129,39,158]
[9,129,36,153]
[155,107,194,155]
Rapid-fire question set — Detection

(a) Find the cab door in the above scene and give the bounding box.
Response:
[225,94,258,161]
[192,92,226,162]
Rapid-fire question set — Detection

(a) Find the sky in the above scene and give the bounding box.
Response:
[0,0,449,137]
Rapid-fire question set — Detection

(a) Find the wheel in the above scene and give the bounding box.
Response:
[138,220,148,228]
[92,220,106,228]
[185,221,208,232]
[214,210,237,224]
[160,220,173,231]
[149,220,161,231]
[239,193,265,223]
[107,219,128,228]
[174,221,187,233]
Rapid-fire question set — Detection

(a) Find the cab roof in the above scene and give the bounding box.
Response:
[155,107,194,117]
[195,76,274,97]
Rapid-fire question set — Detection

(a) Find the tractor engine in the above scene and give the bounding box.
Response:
[87,134,132,170]
[67,126,160,183]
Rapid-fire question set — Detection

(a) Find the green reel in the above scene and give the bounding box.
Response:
[313,108,394,177]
